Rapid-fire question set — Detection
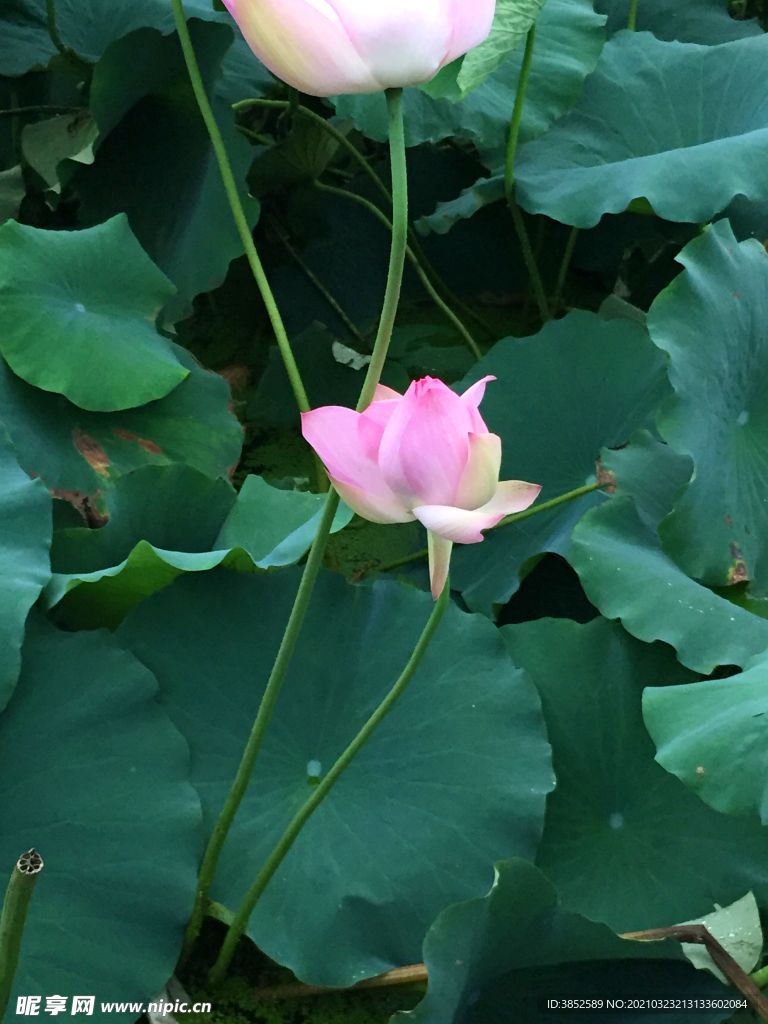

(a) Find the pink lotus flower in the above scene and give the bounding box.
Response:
[220,0,496,97]
[302,376,541,598]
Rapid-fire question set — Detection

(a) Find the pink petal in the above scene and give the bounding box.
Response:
[360,396,399,433]
[459,375,495,433]
[372,383,401,402]
[330,477,415,525]
[453,432,501,510]
[445,0,497,64]
[413,480,541,544]
[427,530,453,599]
[302,406,397,507]
[330,0,452,88]
[479,479,543,516]
[379,377,473,507]
[225,0,379,96]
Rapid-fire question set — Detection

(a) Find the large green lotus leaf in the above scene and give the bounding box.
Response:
[501,616,768,932]
[0,216,187,411]
[401,859,732,1024]
[648,220,768,595]
[569,431,768,673]
[76,22,259,324]
[595,0,762,42]
[515,31,768,228]
[0,0,226,74]
[336,0,604,154]
[572,499,768,674]
[44,472,353,629]
[643,648,768,824]
[0,345,242,491]
[0,425,51,711]
[5,615,201,1021]
[449,311,670,616]
[50,465,236,574]
[117,568,553,986]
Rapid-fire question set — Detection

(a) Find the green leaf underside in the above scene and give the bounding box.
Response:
[677,894,762,983]
[117,568,553,987]
[0,345,243,492]
[22,112,99,193]
[450,311,670,615]
[0,426,51,712]
[456,0,548,97]
[644,645,768,825]
[45,471,353,629]
[569,431,768,673]
[649,219,768,595]
[503,617,768,932]
[417,0,606,234]
[0,216,186,411]
[403,859,731,1024]
[5,616,201,1021]
[516,32,768,228]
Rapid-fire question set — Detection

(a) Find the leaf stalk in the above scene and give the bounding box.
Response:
[377,479,609,575]
[0,850,44,1020]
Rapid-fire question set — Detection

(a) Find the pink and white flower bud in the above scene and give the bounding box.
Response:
[301,376,541,598]
[220,0,497,97]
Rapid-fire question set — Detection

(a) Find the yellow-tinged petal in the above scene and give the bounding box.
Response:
[453,432,501,510]
[427,530,453,600]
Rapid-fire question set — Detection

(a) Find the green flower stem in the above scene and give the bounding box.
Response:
[208,577,452,986]
[508,199,551,323]
[234,97,494,341]
[504,22,536,199]
[180,488,341,963]
[552,226,580,314]
[496,479,605,528]
[0,850,44,1020]
[182,87,411,970]
[170,0,310,420]
[504,23,550,324]
[314,180,482,360]
[356,88,408,411]
[627,0,639,30]
[377,480,609,574]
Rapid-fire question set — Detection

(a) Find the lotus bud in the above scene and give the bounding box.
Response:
[302,376,541,598]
